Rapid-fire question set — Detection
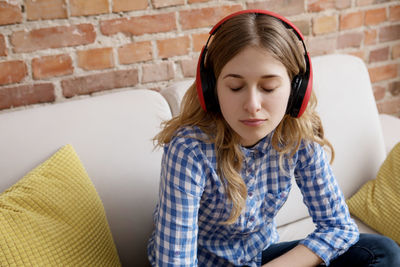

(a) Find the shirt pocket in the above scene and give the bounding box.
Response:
[261,187,291,222]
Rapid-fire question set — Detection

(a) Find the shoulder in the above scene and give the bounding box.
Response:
[295,140,329,169]
[165,125,214,159]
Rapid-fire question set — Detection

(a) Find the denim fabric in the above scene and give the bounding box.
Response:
[261,233,400,266]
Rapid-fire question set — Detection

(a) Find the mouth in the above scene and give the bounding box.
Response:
[240,119,266,126]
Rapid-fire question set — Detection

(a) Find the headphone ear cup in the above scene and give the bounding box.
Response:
[197,46,218,112]
[288,74,307,117]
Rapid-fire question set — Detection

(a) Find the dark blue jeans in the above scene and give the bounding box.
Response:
[261,233,400,266]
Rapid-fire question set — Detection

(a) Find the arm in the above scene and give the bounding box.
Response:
[262,244,322,267]
[152,140,205,266]
[293,142,359,265]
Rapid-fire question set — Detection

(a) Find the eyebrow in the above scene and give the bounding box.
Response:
[222,74,280,79]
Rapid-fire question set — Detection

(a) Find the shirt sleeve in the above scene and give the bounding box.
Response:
[294,141,359,265]
[152,138,205,266]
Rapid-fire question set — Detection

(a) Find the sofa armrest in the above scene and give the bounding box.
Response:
[379,114,400,154]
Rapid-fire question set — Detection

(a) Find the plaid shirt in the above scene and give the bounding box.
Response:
[147,126,359,266]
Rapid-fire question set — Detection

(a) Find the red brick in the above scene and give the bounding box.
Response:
[0,60,27,85]
[188,0,209,2]
[180,57,197,77]
[142,62,174,83]
[157,36,190,58]
[393,43,400,59]
[337,32,363,49]
[61,69,138,97]
[389,81,400,96]
[368,64,397,83]
[0,2,22,25]
[365,8,387,25]
[11,24,96,53]
[26,0,67,20]
[0,83,55,110]
[347,50,366,61]
[369,46,389,63]
[70,0,109,16]
[356,0,374,6]
[179,5,242,30]
[379,24,400,43]
[293,19,311,36]
[340,11,364,30]
[247,0,305,16]
[373,85,386,101]
[313,15,337,35]
[0,34,6,56]
[390,5,400,21]
[192,33,209,52]
[377,97,400,115]
[32,54,73,79]
[112,0,148,12]
[364,29,377,45]
[118,41,153,64]
[101,13,176,36]
[77,47,114,70]
[307,35,337,56]
[357,0,391,6]
[308,0,351,12]
[152,0,184,8]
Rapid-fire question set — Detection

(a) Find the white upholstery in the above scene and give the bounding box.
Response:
[0,54,399,266]
[0,90,171,266]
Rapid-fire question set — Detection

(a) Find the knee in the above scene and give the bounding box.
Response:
[364,234,400,265]
[380,236,400,265]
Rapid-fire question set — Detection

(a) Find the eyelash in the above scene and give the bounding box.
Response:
[230,87,275,93]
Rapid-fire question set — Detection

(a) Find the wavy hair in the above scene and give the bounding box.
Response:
[155,13,334,224]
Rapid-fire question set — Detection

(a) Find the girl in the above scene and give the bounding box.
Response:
[147,10,400,267]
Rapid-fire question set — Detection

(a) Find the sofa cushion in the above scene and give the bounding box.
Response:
[0,145,120,266]
[347,142,400,244]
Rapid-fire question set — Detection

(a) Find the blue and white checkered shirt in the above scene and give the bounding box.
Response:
[147,126,359,266]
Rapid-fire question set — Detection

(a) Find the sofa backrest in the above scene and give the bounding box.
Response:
[0,90,171,266]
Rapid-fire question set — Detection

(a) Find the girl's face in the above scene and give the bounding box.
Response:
[216,46,291,147]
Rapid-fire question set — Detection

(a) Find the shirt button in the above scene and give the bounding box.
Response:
[249,216,255,222]
[248,191,253,197]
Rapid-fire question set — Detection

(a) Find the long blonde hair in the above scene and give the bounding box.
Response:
[155,13,334,224]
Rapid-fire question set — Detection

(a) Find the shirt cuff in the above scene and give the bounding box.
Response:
[298,231,359,266]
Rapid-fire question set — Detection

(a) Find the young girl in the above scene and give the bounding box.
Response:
[147,10,400,267]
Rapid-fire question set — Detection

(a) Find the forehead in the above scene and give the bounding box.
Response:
[220,46,287,78]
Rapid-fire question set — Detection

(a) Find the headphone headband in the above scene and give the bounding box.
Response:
[196,9,313,118]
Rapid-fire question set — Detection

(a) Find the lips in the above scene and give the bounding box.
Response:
[240,119,266,126]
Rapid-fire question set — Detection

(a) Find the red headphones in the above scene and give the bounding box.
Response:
[195,9,313,118]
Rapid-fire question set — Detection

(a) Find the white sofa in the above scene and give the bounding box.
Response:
[1,54,399,266]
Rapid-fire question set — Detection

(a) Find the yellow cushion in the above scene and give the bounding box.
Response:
[0,145,121,266]
[347,142,400,244]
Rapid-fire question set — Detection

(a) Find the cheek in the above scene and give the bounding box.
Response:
[263,92,291,117]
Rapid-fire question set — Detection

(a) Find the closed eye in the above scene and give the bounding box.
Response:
[262,88,275,93]
[230,86,243,91]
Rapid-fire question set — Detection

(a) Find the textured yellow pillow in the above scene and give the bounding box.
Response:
[0,145,121,266]
[347,142,400,244]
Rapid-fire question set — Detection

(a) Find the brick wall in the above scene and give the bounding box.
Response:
[0,0,399,116]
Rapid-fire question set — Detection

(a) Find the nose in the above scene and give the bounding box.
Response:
[243,87,261,115]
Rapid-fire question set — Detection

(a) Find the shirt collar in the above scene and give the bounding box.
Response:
[240,131,273,157]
